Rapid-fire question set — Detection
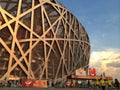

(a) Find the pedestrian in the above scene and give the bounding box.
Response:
[72,80,76,88]
[88,80,91,88]
[107,79,112,90]
[100,78,106,90]
[95,79,100,90]
[48,79,52,87]
[114,78,120,90]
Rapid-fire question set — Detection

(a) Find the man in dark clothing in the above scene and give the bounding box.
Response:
[114,78,120,90]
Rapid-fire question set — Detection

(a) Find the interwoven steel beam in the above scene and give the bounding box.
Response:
[0,0,90,83]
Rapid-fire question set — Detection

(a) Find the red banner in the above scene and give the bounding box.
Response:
[71,75,100,79]
[89,68,96,76]
[33,80,48,88]
[22,79,34,88]
[71,75,113,80]
[22,79,48,88]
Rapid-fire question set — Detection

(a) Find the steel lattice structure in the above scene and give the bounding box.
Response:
[0,0,90,83]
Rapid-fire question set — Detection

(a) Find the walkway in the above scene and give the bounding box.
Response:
[0,87,119,90]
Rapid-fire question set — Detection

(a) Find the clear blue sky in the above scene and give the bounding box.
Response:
[58,0,120,51]
[58,0,120,80]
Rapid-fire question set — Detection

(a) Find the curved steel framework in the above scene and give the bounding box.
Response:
[0,0,90,83]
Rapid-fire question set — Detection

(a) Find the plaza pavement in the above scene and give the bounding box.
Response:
[0,87,119,90]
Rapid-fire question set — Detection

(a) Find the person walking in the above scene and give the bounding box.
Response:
[95,79,100,90]
[100,78,106,90]
[107,79,112,90]
[114,78,120,90]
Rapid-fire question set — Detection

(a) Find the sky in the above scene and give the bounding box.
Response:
[58,0,120,81]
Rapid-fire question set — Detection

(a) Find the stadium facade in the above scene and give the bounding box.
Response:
[0,0,90,84]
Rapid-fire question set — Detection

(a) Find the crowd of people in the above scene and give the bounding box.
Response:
[66,78,120,90]
[94,78,120,90]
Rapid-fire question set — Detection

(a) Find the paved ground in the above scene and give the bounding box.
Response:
[0,87,119,90]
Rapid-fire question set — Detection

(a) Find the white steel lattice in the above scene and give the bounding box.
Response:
[0,0,90,83]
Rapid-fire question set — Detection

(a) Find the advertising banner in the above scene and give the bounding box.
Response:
[76,68,86,76]
[71,75,100,79]
[22,79,48,88]
[71,75,113,80]
[22,79,34,88]
[33,80,48,88]
[89,68,96,76]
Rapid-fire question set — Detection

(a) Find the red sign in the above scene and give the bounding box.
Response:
[89,68,96,76]
[71,75,113,80]
[22,79,34,88]
[33,80,48,88]
[22,79,48,88]
[71,75,100,79]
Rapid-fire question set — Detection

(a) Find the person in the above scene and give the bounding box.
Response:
[95,79,100,89]
[72,80,76,88]
[48,79,52,87]
[87,80,91,88]
[66,80,71,88]
[100,78,106,90]
[114,78,120,90]
[77,80,82,88]
[107,79,112,90]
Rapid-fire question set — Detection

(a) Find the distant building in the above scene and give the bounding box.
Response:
[0,0,90,84]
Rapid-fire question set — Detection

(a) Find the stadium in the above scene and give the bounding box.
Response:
[0,0,90,85]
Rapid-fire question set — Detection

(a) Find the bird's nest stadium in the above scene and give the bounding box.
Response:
[0,0,90,84]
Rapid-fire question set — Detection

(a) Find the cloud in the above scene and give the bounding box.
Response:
[107,62,120,68]
[89,48,120,81]
[114,56,120,59]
